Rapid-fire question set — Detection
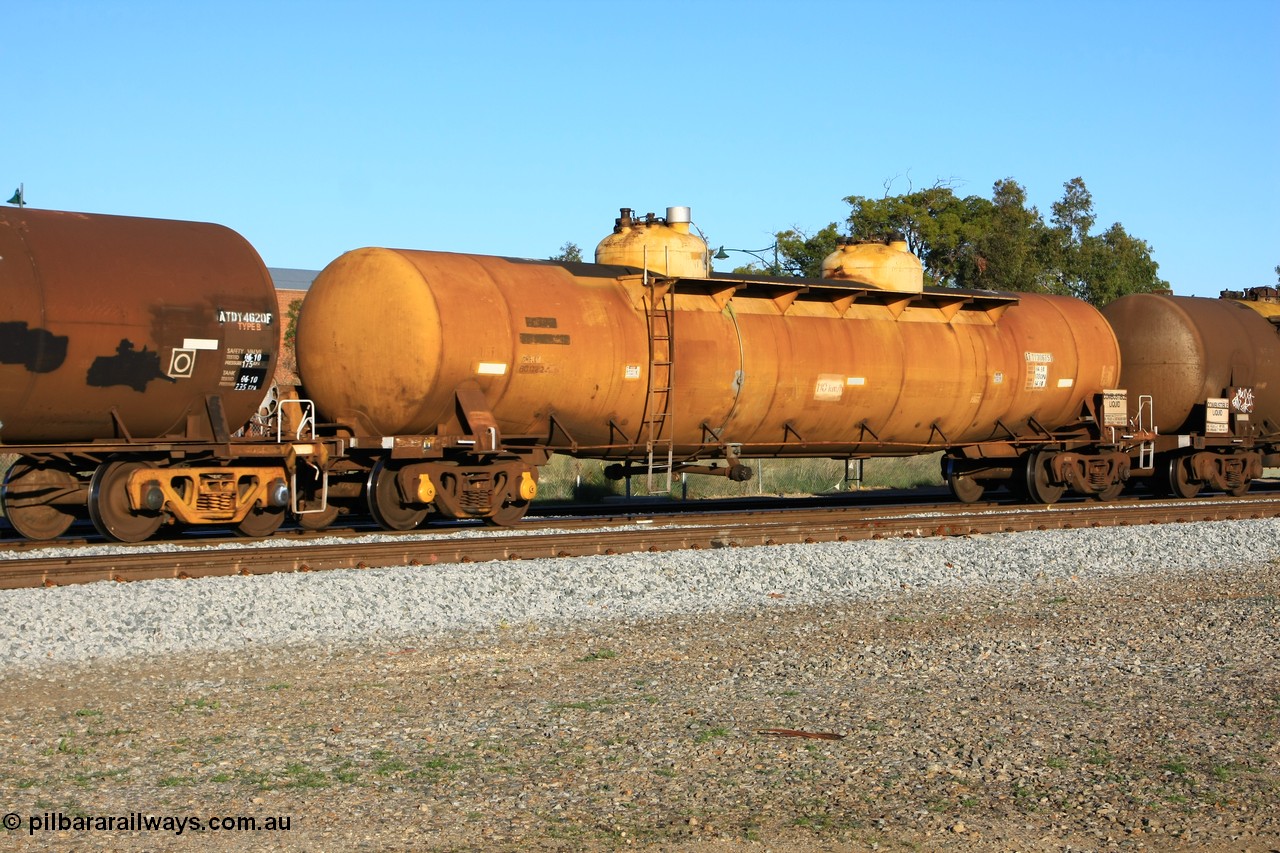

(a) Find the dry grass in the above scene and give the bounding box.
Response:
[534,452,943,503]
[0,452,942,523]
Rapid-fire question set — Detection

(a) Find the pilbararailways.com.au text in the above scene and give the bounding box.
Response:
[5,811,291,836]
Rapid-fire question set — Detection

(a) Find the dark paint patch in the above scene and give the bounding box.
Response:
[86,339,176,392]
[525,316,558,328]
[519,333,570,345]
[0,322,69,373]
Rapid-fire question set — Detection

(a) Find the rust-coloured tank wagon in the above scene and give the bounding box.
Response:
[295,206,1135,524]
[0,208,327,541]
[1102,290,1280,497]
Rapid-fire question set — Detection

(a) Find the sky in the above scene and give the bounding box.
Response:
[6,0,1278,298]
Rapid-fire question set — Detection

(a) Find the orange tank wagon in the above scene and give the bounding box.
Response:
[296,207,1130,522]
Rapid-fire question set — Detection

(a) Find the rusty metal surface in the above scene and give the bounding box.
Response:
[298,248,652,439]
[0,208,279,443]
[695,289,1119,453]
[297,248,1120,457]
[1103,293,1280,434]
[594,207,710,278]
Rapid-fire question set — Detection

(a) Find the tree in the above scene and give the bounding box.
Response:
[774,223,842,278]
[550,242,583,263]
[1044,176,1096,295]
[969,178,1055,294]
[843,180,991,288]
[275,297,304,385]
[284,297,303,348]
[1078,223,1168,304]
[844,181,958,261]
[839,176,1167,304]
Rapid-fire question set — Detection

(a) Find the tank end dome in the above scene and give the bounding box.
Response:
[821,236,923,293]
[595,206,709,278]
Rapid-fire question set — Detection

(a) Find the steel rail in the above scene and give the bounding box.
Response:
[3,493,1278,590]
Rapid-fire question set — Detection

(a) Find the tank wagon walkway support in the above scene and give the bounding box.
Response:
[642,278,675,491]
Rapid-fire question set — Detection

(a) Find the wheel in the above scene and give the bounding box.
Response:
[485,468,536,526]
[1162,455,1201,499]
[1224,462,1253,497]
[88,460,164,542]
[947,472,985,503]
[1,460,79,540]
[485,498,530,527]
[1225,480,1252,497]
[1019,451,1065,505]
[1093,479,1125,502]
[297,502,341,531]
[1225,479,1252,497]
[236,506,285,538]
[366,460,428,531]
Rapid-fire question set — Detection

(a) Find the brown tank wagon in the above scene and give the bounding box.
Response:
[0,207,278,440]
[296,206,1131,524]
[1,208,328,542]
[1102,291,1280,497]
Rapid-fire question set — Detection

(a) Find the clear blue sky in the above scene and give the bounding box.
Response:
[7,0,1278,297]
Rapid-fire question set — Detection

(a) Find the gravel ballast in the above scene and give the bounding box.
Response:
[1,519,1277,851]
[2,518,1280,667]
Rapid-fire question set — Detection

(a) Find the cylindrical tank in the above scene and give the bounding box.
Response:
[298,240,1120,457]
[297,248,651,439]
[1103,293,1280,434]
[0,208,279,443]
[594,207,710,278]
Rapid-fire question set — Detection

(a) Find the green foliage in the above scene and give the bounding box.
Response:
[1077,222,1167,305]
[844,180,993,287]
[551,177,1165,303]
[550,241,583,263]
[841,176,1168,305]
[279,297,304,380]
[775,223,842,278]
[975,178,1048,293]
[284,297,303,346]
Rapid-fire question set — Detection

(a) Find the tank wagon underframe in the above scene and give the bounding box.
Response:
[0,391,339,541]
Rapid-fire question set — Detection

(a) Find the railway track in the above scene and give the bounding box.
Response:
[3,490,1279,590]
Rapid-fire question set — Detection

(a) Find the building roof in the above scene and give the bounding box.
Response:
[268,267,319,290]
